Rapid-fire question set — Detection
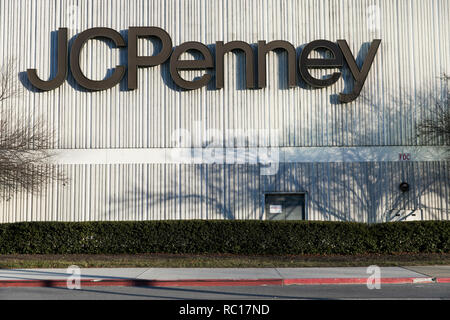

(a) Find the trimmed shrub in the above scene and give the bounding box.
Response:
[0,220,448,255]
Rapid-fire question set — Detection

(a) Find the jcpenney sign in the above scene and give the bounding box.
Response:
[27,27,381,103]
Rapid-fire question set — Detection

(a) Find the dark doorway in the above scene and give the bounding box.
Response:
[264,193,306,220]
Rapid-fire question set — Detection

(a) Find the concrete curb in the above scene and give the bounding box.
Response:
[0,277,442,288]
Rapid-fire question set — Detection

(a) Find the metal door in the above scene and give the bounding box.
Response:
[265,194,306,220]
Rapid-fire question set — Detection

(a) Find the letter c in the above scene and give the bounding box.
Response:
[70,27,126,90]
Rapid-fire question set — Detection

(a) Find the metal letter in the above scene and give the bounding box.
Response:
[70,28,126,91]
[128,27,173,90]
[169,42,213,90]
[298,40,343,88]
[215,41,255,89]
[337,39,381,103]
[27,28,68,91]
[258,40,296,88]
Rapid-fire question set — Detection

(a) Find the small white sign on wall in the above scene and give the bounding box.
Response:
[269,205,283,214]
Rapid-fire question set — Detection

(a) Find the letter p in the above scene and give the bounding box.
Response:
[128,27,173,89]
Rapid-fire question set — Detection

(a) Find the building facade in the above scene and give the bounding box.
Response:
[0,0,448,223]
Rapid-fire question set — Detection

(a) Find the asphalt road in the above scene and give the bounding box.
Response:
[1,283,449,300]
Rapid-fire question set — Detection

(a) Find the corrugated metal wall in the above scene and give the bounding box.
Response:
[1,162,448,223]
[0,0,449,222]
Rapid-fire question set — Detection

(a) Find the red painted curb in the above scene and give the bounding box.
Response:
[0,277,437,288]
[283,277,434,285]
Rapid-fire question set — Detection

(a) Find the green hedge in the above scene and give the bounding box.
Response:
[0,220,449,255]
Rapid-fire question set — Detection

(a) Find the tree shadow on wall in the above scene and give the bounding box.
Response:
[102,64,449,222]
[101,157,447,222]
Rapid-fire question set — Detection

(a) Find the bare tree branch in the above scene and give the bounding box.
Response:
[0,59,66,201]
[416,74,450,147]
[0,59,23,103]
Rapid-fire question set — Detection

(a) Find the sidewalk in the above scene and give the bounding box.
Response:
[0,266,449,288]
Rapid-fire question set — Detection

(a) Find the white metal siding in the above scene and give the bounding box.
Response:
[0,0,448,222]
[0,161,448,223]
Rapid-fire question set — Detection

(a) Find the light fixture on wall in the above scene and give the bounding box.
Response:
[399,182,410,192]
